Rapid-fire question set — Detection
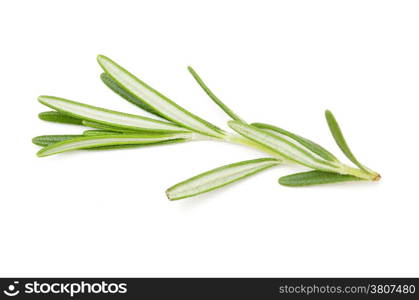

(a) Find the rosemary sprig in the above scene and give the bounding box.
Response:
[34,55,380,200]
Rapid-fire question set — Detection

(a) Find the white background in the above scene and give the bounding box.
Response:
[1,0,418,277]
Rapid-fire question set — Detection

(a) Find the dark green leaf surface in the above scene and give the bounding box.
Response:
[188,66,244,122]
[278,170,362,187]
[32,135,84,147]
[252,122,337,162]
[325,110,368,172]
[39,111,83,125]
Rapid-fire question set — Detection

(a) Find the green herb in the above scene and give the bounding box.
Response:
[34,55,380,199]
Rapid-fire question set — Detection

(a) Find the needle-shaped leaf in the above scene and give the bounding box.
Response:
[83,130,116,136]
[84,144,169,151]
[100,73,166,119]
[278,170,362,187]
[38,96,190,133]
[37,133,193,157]
[32,135,84,147]
[32,134,171,150]
[187,66,245,122]
[39,111,83,125]
[97,55,225,138]
[166,158,280,200]
[252,123,337,162]
[228,121,340,172]
[325,110,368,172]
[82,120,140,133]
[86,138,187,151]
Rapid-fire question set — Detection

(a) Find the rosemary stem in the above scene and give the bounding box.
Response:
[222,133,285,161]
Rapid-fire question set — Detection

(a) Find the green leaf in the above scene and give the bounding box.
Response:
[228,121,340,172]
[166,158,280,200]
[187,66,245,122]
[81,120,140,133]
[97,55,225,138]
[32,134,170,150]
[100,73,166,119]
[278,170,362,187]
[37,133,194,157]
[39,111,83,125]
[84,139,186,151]
[83,130,116,136]
[325,110,368,172]
[252,123,337,162]
[32,135,84,147]
[38,95,190,133]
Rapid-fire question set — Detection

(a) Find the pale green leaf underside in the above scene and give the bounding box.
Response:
[39,111,83,125]
[252,122,337,162]
[97,55,225,138]
[228,121,339,172]
[325,110,368,172]
[83,130,116,136]
[100,72,166,119]
[166,158,280,200]
[187,66,244,122]
[37,133,193,157]
[38,95,189,133]
[82,120,140,133]
[32,134,157,151]
[279,170,362,186]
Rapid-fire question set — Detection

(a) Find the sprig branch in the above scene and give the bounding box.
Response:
[34,55,380,200]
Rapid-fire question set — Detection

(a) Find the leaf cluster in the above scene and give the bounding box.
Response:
[34,55,380,200]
